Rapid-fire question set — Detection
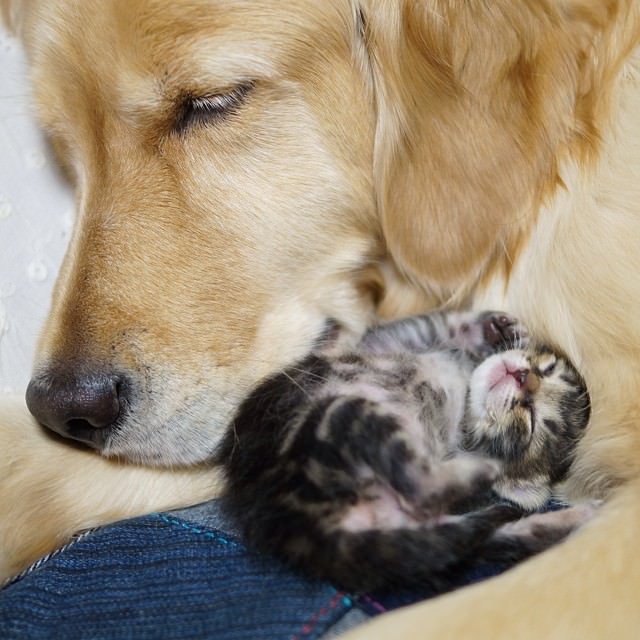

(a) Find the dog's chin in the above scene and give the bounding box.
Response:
[98,318,346,467]
[92,375,247,466]
[100,401,237,467]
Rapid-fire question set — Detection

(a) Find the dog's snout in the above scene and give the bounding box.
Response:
[26,367,127,449]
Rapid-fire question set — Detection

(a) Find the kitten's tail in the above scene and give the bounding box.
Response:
[294,503,527,594]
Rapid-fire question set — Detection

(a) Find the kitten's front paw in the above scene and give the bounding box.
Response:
[480,312,528,352]
[447,311,528,357]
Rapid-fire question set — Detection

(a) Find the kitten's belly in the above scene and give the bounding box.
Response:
[322,351,470,457]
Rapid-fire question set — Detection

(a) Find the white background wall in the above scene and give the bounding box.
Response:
[0,24,72,393]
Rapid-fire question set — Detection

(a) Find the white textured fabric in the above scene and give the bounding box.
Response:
[0,26,73,393]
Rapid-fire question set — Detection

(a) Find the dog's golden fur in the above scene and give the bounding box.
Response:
[0,396,222,580]
[1,0,639,635]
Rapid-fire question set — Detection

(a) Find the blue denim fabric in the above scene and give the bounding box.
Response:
[0,499,527,639]
[0,506,359,639]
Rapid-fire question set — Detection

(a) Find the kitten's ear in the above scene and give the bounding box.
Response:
[361,0,618,294]
[494,478,551,511]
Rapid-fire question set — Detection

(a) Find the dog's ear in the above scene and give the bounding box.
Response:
[361,0,616,296]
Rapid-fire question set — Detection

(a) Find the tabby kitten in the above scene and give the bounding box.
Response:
[217,311,592,593]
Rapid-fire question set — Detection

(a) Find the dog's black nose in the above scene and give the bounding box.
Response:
[26,367,126,449]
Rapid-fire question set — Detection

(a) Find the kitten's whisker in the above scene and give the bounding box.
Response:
[225,420,241,459]
[285,366,330,383]
[280,369,315,401]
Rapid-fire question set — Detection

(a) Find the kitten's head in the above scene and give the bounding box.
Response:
[464,345,590,509]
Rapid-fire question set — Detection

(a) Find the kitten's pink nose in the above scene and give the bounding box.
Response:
[509,369,540,392]
[508,368,528,386]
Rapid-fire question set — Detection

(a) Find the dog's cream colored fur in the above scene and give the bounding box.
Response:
[0,396,224,580]
[1,0,640,636]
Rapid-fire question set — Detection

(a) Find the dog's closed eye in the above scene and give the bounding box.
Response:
[173,81,255,135]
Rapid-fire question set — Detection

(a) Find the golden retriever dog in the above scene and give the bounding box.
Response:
[1,0,639,636]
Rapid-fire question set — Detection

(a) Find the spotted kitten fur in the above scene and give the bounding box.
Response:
[218,311,592,593]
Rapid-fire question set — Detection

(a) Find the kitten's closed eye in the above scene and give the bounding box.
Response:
[538,356,557,377]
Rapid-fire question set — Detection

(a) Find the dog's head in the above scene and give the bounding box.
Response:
[4,0,612,464]
[13,1,384,464]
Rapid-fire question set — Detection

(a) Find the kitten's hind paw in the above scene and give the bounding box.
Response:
[416,456,503,515]
[475,501,600,567]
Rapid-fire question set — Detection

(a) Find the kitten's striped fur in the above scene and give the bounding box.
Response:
[218,311,592,593]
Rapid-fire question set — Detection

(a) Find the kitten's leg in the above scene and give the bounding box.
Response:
[410,456,504,516]
[330,502,597,595]
[332,412,512,525]
[308,397,509,523]
[359,311,527,357]
[477,502,599,564]
[309,404,530,590]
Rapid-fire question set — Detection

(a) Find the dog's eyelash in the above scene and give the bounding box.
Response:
[173,82,254,134]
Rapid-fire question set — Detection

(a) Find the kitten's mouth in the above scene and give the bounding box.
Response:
[487,363,522,392]
[484,362,537,437]
[523,399,536,437]
[489,360,539,393]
